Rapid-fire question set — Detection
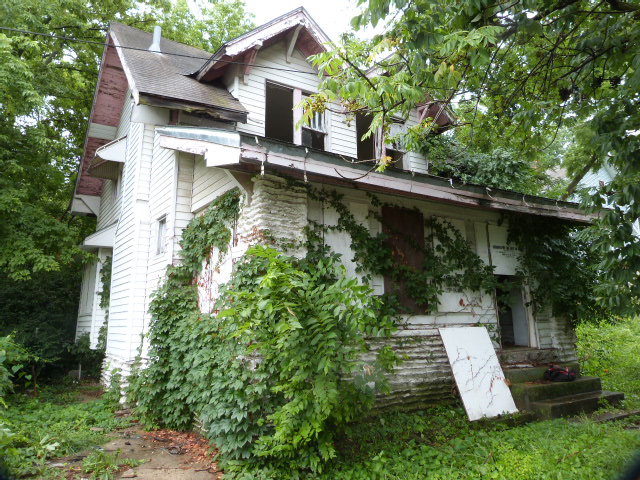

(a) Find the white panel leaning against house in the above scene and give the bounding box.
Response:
[440,327,518,421]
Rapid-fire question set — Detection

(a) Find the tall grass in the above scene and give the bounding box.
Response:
[576,316,640,408]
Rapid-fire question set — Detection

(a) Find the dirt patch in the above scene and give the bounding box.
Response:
[49,425,222,479]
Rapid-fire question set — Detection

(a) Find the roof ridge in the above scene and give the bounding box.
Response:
[108,21,214,59]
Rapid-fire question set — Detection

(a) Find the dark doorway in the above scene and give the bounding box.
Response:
[496,277,530,347]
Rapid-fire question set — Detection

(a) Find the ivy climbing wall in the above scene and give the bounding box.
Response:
[307,181,578,407]
[189,173,578,407]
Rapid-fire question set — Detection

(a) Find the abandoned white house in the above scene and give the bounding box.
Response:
[71,8,621,415]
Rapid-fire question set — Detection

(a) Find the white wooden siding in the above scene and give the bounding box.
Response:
[116,91,134,138]
[191,156,236,213]
[76,259,97,340]
[105,120,154,372]
[96,179,120,229]
[142,133,179,338]
[173,152,195,260]
[404,108,428,173]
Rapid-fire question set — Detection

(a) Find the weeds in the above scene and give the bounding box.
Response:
[577,316,640,408]
[82,449,142,480]
[0,384,130,478]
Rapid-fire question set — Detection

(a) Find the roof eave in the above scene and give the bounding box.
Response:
[236,136,596,224]
[138,94,248,123]
[194,7,330,82]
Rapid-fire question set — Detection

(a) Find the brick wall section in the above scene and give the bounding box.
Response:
[236,174,308,258]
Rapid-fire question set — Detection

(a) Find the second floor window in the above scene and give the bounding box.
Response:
[265,82,294,143]
[356,113,405,165]
[301,95,326,150]
[264,81,326,151]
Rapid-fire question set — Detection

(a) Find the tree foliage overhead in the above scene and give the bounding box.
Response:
[308,0,640,314]
[0,0,253,281]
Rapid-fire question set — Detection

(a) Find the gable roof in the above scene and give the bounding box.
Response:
[194,7,331,82]
[109,22,248,119]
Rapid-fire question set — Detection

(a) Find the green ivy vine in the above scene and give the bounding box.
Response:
[507,215,609,322]
[127,187,398,477]
[304,187,497,314]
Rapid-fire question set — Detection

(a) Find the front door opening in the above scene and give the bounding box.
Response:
[496,277,530,348]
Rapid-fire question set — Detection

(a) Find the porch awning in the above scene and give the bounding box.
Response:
[81,223,116,250]
[89,136,127,180]
[156,126,241,168]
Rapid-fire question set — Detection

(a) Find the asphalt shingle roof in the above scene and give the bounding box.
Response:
[109,22,247,114]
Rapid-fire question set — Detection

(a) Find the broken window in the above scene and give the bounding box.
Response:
[265,82,294,143]
[381,205,426,313]
[301,95,326,150]
[356,113,375,160]
[385,121,406,165]
[265,83,326,150]
[356,114,406,166]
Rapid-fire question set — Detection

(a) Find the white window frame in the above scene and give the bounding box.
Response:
[156,215,167,255]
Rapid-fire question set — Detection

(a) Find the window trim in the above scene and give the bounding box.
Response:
[264,79,328,152]
[156,215,167,255]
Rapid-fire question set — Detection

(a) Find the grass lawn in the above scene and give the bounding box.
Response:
[305,407,640,480]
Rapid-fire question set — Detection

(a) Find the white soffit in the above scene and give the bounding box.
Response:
[95,136,127,162]
[82,223,116,250]
[131,104,170,125]
[71,195,101,216]
[439,327,518,421]
[157,127,241,167]
[87,122,117,141]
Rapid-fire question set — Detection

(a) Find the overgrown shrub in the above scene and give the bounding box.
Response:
[128,189,399,476]
[0,334,28,405]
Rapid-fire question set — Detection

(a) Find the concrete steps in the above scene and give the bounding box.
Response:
[503,364,624,419]
[532,391,625,419]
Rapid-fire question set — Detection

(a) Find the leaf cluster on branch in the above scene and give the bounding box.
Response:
[305,0,640,314]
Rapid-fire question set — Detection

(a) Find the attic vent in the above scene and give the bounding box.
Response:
[149,26,162,53]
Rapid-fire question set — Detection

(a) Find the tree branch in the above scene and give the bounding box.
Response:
[561,153,600,200]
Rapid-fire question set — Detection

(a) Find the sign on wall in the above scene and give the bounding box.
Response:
[487,225,520,276]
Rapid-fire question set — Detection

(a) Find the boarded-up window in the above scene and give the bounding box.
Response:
[382,206,426,313]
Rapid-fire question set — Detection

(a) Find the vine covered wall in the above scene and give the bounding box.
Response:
[128,171,598,477]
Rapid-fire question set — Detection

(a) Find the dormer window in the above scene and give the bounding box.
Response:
[356,113,406,165]
[264,81,326,151]
[301,95,326,150]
